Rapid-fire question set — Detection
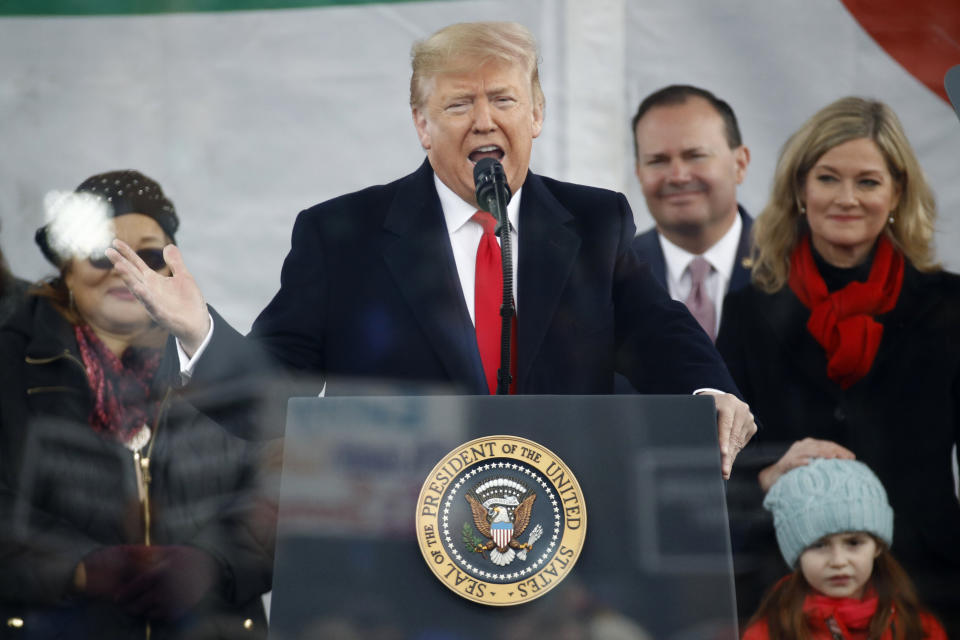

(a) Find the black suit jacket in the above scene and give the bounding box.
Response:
[192,161,737,436]
[630,205,753,300]
[614,207,752,394]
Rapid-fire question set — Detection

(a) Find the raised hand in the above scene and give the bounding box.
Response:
[106,241,211,356]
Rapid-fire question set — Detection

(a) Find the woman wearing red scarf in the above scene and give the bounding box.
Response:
[716,97,960,637]
[0,171,275,639]
[742,459,945,640]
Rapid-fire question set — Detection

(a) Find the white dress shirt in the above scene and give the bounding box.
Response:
[658,212,742,337]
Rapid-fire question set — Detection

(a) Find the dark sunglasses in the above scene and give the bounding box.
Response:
[88,248,166,271]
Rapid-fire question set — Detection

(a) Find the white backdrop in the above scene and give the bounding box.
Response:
[2,0,958,332]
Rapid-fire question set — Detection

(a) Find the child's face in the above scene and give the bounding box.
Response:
[798,532,880,599]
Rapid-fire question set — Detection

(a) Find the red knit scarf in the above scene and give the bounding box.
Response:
[74,325,163,445]
[803,590,892,639]
[788,235,904,389]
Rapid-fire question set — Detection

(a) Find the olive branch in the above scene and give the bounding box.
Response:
[462,522,486,554]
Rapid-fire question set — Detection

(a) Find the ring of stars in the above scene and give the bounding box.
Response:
[441,460,563,582]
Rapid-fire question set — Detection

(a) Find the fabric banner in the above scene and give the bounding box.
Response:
[2,0,958,331]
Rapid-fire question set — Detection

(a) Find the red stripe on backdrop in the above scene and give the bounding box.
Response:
[841,0,960,103]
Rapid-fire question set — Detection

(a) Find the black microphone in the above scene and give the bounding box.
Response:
[473,157,512,236]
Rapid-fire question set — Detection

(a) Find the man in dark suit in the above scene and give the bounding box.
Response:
[631,85,753,342]
[107,23,756,477]
[630,88,765,622]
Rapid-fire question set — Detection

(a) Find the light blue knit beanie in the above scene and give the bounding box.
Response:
[763,458,894,568]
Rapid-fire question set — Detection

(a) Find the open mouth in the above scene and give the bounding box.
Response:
[469,145,504,164]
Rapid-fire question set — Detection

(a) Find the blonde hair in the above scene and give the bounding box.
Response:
[752,97,938,292]
[409,21,545,112]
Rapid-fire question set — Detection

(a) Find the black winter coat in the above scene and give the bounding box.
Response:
[717,264,960,636]
[0,296,276,639]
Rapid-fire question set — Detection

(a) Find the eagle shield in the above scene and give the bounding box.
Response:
[491,521,512,549]
[464,477,540,566]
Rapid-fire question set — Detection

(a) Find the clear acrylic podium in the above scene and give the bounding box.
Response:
[268,394,738,640]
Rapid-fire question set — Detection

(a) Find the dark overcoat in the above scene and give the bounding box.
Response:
[0,296,276,639]
[717,264,960,633]
[190,160,738,438]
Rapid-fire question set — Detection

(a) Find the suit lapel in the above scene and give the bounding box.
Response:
[381,161,488,393]
[516,173,581,389]
[729,206,754,292]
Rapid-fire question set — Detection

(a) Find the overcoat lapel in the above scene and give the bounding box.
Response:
[729,206,754,293]
[380,161,488,394]
[516,173,581,390]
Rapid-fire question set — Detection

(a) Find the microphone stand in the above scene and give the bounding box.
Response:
[488,185,515,396]
[474,158,515,395]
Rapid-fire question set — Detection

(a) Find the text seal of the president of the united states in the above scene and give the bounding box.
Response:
[416,435,587,606]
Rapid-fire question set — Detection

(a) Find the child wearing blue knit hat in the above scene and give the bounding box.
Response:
[742,458,946,640]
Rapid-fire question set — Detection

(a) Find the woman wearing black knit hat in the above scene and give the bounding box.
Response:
[0,170,275,639]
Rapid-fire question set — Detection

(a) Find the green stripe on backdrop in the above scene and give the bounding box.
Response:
[0,0,427,16]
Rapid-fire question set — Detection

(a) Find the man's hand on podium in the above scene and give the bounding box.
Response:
[698,390,757,480]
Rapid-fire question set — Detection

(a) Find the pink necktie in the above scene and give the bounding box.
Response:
[685,256,716,342]
[472,211,516,394]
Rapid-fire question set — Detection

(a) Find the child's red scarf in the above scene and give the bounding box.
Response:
[803,590,889,639]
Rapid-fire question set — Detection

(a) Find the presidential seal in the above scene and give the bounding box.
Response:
[416,435,586,606]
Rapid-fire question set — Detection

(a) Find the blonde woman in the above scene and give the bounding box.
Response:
[716,97,960,636]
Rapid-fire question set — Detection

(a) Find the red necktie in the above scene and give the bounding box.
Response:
[472,211,517,394]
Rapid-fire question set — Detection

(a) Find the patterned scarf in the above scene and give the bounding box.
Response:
[788,235,904,389]
[74,324,163,445]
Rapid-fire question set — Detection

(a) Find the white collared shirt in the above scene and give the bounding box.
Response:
[658,212,742,337]
[435,174,521,325]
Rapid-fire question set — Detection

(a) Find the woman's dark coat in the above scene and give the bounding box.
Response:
[717,264,960,634]
[0,296,276,639]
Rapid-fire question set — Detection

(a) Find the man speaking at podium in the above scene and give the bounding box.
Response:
[107,22,756,478]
